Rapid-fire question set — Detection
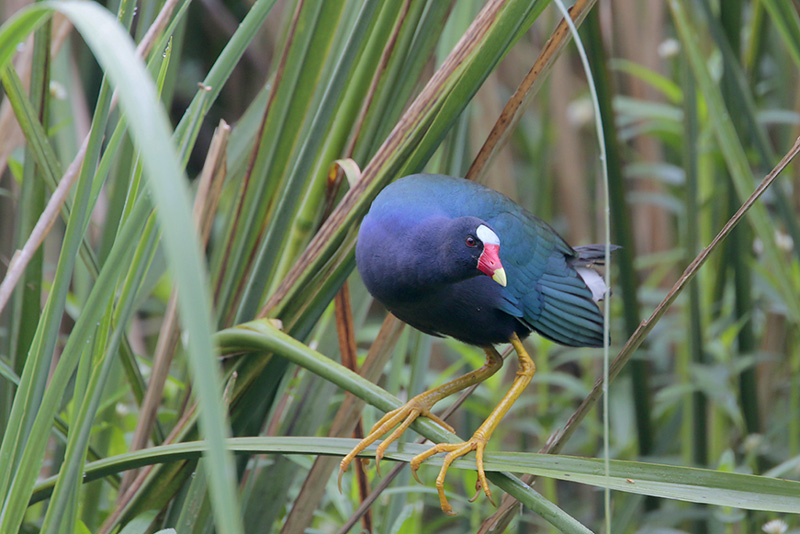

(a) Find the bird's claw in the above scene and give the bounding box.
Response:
[339,395,497,514]
[409,432,493,514]
[339,395,449,491]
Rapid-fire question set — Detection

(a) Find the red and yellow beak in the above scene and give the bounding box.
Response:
[476,225,507,287]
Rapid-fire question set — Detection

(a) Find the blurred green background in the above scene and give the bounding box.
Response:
[1,0,800,532]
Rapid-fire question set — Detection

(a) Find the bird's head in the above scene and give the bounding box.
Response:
[441,217,507,287]
[474,224,507,286]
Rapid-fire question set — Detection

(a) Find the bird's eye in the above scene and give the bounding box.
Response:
[466,236,477,247]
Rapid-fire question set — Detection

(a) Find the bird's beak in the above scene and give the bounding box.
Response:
[478,243,507,287]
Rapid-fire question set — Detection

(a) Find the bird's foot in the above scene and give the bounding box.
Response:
[410,430,494,515]
[338,394,454,491]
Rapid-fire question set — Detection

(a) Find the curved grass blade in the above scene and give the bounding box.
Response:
[0,3,241,533]
[33,437,800,515]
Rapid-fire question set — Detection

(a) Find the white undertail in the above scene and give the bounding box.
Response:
[576,267,608,303]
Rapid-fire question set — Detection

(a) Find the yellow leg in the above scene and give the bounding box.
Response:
[338,347,503,489]
[410,333,535,514]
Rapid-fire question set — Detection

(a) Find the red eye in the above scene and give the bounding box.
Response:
[466,236,477,247]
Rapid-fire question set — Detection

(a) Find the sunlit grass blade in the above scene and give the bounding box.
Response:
[54,3,242,533]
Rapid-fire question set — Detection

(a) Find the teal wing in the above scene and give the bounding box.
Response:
[489,210,604,347]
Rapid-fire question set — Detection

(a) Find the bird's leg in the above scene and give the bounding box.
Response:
[410,333,535,514]
[338,347,503,489]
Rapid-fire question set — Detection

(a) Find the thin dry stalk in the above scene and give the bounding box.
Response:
[465,0,597,184]
[478,136,800,533]
[280,315,404,534]
[322,0,414,220]
[333,281,372,533]
[215,0,304,321]
[120,120,230,493]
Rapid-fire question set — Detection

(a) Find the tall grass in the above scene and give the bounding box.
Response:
[1,0,800,532]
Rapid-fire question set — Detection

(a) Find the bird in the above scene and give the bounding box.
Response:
[339,173,612,514]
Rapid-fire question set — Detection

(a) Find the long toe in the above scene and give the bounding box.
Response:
[474,441,494,505]
[407,439,484,514]
[437,445,471,514]
[374,410,419,475]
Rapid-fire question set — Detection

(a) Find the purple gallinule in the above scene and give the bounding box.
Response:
[340,174,611,513]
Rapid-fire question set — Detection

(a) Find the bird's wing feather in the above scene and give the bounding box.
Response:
[489,210,605,348]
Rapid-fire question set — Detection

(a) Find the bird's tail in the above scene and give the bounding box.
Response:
[571,244,620,302]
[572,244,620,265]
